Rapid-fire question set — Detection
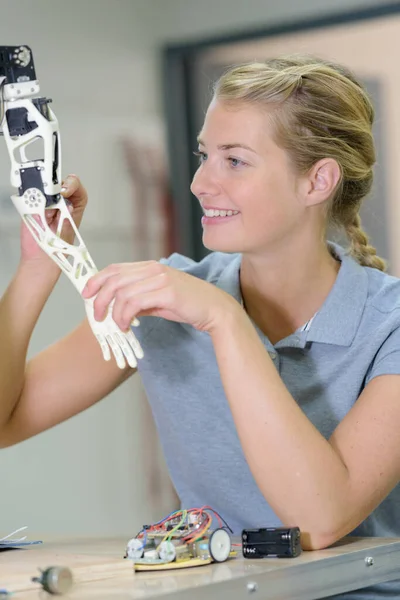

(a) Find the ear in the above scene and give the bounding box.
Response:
[305,158,341,207]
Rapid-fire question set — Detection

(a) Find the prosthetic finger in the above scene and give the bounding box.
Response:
[0,45,145,369]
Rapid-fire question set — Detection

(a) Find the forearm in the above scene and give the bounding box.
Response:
[0,260,60,429]
[211,306,351,549]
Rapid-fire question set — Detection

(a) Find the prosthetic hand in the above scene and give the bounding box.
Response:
[0,46,143,369]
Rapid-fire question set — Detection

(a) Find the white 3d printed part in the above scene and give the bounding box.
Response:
[0,48,144,369]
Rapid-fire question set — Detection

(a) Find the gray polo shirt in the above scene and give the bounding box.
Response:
[135,244,400,599]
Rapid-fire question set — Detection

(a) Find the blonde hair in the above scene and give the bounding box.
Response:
[213,55,386,271]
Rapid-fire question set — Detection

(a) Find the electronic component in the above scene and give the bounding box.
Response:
[242,527,302,558]
[193,539,212,559]
[125,506,237,571]
[0,45,36,83]
[144,549,159,560]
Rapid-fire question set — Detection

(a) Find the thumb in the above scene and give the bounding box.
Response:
[61,174,79,198]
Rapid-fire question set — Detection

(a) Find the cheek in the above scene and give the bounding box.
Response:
[243,175,302,232]
[250,173,291,211]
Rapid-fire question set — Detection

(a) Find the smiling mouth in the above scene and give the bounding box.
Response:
[203,209,239,218]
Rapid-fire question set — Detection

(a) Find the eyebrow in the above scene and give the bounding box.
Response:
[197,138,257,154]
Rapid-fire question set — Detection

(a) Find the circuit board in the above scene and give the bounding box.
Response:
[124,506,238,571]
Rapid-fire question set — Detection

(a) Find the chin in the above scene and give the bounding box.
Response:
[203,235,245,255]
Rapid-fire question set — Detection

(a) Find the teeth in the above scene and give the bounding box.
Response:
[204,209,239,218]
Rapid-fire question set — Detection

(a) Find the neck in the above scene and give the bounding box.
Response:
[240,238,340,344]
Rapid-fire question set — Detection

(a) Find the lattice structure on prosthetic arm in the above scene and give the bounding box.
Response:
[0,46,143,368]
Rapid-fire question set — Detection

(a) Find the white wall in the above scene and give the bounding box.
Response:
[0,0,395,540]
[0,0,177,540]
[145,0,399,42]
[141,0,400,112]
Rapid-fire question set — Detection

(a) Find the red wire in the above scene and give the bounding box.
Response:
[183,510,211,543]
[137,507,230,544]
[199,505,224,527]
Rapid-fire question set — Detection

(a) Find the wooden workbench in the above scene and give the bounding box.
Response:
[2,537,400,599]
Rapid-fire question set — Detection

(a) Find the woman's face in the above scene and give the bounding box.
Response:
[190,99,311,256]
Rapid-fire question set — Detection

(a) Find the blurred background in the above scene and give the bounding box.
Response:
[0,0,399,539]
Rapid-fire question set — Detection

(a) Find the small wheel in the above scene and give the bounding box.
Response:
[158,541,176,562]
[209,528,231,562]
[125,538,144,559]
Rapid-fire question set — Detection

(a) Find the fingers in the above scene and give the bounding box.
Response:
[95,333,111,362]
[112,277,173,329]
[82,261,165,302]
[114,331,139,368]
[82,264,122,299]
[119,288,174,330]
[81,261,172,328]
[60,174,79,198]
[95,326,142,369]
[60,174,88,208]
[101,271,168,325]
[125,329,144,359]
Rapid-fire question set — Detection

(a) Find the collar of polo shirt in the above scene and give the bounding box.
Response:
[216,243,368,349]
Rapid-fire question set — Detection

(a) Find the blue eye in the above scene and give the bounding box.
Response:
[193,151,207,164]
[228,157,245,168]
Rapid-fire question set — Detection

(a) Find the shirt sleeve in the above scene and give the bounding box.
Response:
[159,253,196,269]
[366,326,400,383]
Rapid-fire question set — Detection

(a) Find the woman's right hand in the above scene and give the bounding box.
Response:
[20,174,88,266]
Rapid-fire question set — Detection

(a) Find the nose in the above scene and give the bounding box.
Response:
[190,163,221,199]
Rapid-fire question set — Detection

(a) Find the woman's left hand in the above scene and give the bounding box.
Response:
[82,260,239,333]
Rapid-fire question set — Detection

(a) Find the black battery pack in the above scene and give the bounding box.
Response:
[242,527,301,558]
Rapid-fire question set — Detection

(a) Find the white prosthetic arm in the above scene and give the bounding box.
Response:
[0,46,143,369]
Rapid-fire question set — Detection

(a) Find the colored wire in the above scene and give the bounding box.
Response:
[201,506,234,533]
[133,505,234,552]
[165,510,187,543]
[188,519,212,544]
[154,510,181,526]
[183,509,212,543]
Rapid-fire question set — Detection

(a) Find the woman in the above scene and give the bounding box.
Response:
[1,55,400,596]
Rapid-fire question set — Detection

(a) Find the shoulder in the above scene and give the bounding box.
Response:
[363,267,400,329]
[364,266,400,316]
[361,266,400,382]
[160,251,240,285]
[330,242,400,321]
